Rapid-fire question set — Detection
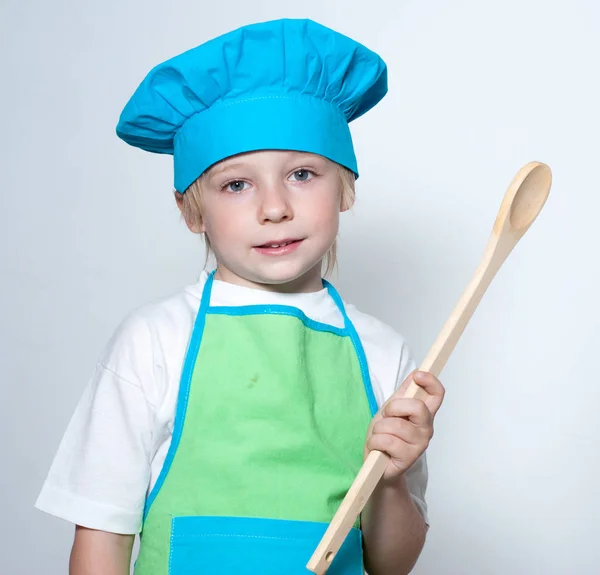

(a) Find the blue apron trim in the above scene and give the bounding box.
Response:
[324,280,379,417]
[143,272,216,520]
[207,305,347,337]
[169,515,364,575]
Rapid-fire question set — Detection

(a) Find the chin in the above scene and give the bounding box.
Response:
[247,260,323,286]
[252,268,312,285]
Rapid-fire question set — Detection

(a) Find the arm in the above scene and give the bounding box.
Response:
[70,526,134,575]
[361,370,444,575]
[361,475,427,574]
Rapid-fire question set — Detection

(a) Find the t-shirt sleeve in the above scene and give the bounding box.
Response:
[35,314,158,535]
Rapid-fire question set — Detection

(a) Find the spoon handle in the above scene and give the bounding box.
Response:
[306,163,549,574]
[416,233,511,378]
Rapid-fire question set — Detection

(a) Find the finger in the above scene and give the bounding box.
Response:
[383,398,432,426]
[372,416,432,446]
[366,432,423,464]
[397,370,445,417]
[396,369,419,395]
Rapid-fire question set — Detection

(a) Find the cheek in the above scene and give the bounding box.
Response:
[203,201,250,248]
[303,189,341,232]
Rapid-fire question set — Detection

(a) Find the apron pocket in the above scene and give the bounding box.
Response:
[169,515,363,575]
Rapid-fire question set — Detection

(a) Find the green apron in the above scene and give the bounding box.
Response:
[134,271,378,574]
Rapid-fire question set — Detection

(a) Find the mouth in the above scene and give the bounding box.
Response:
[253,238,304,256]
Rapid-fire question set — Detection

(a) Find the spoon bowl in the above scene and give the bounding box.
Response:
[509,162,552,231]
[492,161,552,239]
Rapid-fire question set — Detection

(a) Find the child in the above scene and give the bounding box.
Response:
[36,18,445,575]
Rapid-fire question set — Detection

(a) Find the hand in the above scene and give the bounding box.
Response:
[364,370,445,480]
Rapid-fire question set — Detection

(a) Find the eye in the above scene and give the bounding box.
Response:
[289,169,315,183]
[222,180,250,193]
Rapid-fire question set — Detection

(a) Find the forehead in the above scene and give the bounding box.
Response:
[205,150,329,177]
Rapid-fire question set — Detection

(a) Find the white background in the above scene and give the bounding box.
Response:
[1,0,598,573]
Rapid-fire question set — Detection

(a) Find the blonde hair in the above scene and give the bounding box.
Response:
[175,162,356,277]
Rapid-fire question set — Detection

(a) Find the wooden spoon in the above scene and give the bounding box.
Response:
[307,161,552,574]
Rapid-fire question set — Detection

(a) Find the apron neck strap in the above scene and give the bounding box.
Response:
[322,279,350,330]
[200,269,216,312]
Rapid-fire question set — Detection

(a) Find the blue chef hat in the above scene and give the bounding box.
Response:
[116,18,387,193]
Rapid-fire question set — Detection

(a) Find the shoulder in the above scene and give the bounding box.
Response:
[97,286,201,406]
[344,302,417,404]
[344,303,406,348]
[102,288,199,363]
[344,302,414,369]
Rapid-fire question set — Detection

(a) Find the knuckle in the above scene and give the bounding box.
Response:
[372,420,386,435]
[384,399,403,418]
[381,434,397,451]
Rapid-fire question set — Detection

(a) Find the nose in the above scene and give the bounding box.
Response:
[257,182,294,224]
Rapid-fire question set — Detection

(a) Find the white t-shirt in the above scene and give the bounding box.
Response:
[35,271,428,534]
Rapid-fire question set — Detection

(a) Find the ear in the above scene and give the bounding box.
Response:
[175,192,206,233]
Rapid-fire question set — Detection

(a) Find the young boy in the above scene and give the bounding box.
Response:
[36,18,445,575]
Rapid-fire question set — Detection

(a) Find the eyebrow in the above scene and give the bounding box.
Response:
[287,152,325,164]
[206,161,246,180]
[205,152,327,181]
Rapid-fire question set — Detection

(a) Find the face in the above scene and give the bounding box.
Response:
[185,150,348,292]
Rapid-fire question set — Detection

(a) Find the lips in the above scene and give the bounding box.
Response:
[256,239,298,248]
[255,238,302,248]
[253,238,304,256]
